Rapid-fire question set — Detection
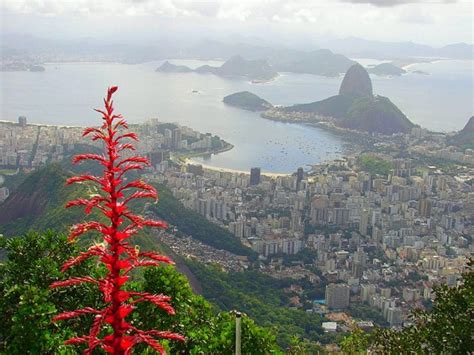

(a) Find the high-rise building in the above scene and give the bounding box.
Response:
[359,210,369,236]
[361,284,376,303]
[296,167,304,190]
[418,197,432,218]
[147,150,170,167]
[250,167,261,186]
[18,116,27,127]
[387,307,403,326]
[171,128,182,149]
[325,284,350,309]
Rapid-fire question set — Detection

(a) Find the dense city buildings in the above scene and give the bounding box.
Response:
[0,116,472,331]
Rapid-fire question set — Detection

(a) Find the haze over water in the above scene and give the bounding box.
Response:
[1,59,472,173]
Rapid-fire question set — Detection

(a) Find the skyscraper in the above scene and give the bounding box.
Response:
[171,128,182,149]
[18,116,27,127]
[250,167,261,186]
[296,167,304,190]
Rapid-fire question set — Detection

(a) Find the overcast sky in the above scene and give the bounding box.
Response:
[1,0,472,46]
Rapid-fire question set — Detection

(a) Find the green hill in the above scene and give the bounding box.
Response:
[223,91,273,111]
[342,95,414,134]
[0,163,253,257]
[284,94,355,119]
[0,164,90,236]
[449,116,474,150]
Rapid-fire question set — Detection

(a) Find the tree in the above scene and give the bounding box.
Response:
[139,266,281,354]
[0,232,282,354]
[0,231,99,353]
[50,86,183,353]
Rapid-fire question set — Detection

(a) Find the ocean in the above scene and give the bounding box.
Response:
[1,59,472,173]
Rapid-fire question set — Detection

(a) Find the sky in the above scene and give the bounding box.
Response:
[1,0,473,46]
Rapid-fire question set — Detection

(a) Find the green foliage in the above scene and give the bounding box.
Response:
[0,231,102,353]
[287,336,324,354]
[358,154,394,176]
[223,91,272,111]
[148,183,255,257]
[344,95,414,134]
[139,265,280,354]
[185,259,325,348]
[285,94,354,118]
[340,327,373,354]
[0,231,279,354]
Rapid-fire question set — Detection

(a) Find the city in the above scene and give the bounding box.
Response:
[1,114,472,334]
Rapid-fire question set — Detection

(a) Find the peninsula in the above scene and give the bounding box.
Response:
[226,63,415,135]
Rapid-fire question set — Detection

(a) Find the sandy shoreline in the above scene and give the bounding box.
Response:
[184,158,290,177]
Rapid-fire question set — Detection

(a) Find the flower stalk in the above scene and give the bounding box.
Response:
[51,86,183,354]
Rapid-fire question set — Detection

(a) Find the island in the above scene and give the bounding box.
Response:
[156,55,278,81]
[156,61,193,73]
[223,91,273,111]
[29,65,46,72]
[367,63,406,76]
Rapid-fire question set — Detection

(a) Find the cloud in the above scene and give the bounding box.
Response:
[340,0,457,7]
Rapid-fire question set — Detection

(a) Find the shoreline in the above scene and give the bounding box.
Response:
[184,158,291,177]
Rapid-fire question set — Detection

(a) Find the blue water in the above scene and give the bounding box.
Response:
[0,59,472,173]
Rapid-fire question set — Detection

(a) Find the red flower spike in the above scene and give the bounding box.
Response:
[51,86,183,354]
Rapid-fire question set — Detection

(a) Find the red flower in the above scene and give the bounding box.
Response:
[51,86,183,354]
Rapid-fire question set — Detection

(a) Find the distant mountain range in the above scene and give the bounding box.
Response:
[2,33,471,67]
[320,37,474,60]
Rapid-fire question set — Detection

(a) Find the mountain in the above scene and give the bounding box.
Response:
[280,64,414,134]
[223,91,273,111]
[0,164,89,236]
[341,96,414,134]
[156,60,193,73]
[339,63,373,97]
[156,55,278,81]
[273,49,356,77]
[323,37,474,60]
[282,94,355,118]
[196,55,278,80]
[368,63,406,76]
[449,116,474,149]
[0,164,253,256]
